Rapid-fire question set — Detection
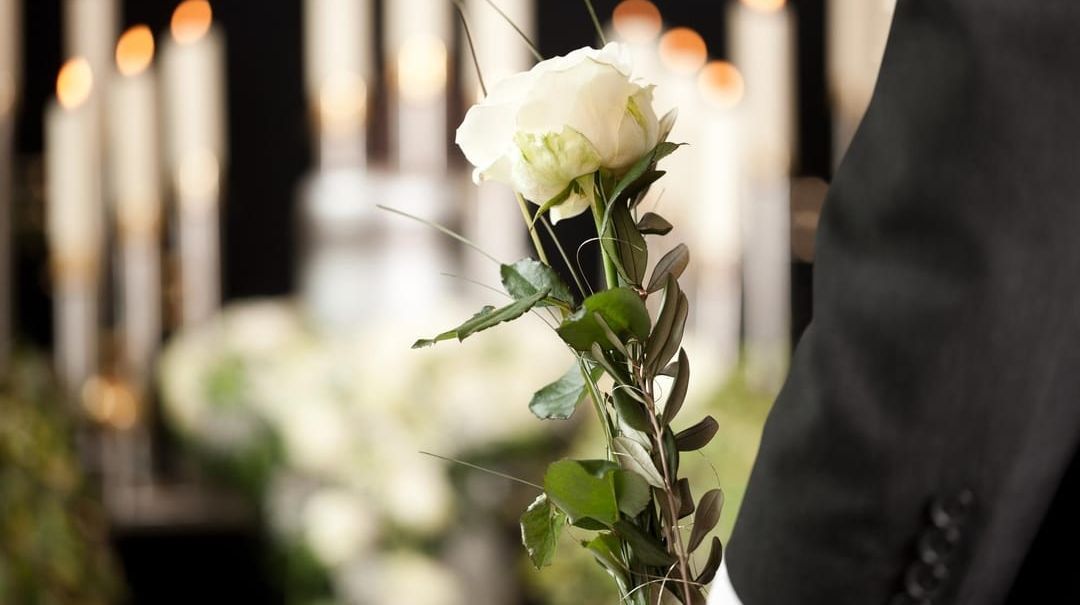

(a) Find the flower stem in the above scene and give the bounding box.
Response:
[591,191,619,290]
[517,194,549,265]
[582,0,608,46]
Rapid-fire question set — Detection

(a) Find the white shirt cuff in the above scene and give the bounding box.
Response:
[706,560,744,605]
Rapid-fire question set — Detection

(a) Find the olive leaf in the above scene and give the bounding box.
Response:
[412,288,548,348]
[646,244,690,293]
[676,478,695,519]
[520,494,566,569]
[612,389,652,433]
[696,537,724,585]
[613,436,665,488]
[687,489,724,553]
[662,349,690,425]
[637,212,673,236]
[675,416,719,452]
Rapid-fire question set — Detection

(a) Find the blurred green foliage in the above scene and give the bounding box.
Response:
[0,354,122,605]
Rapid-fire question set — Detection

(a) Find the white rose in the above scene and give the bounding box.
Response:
[456,42,664,223]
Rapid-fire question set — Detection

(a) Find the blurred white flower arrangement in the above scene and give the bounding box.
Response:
[158,298,571,603]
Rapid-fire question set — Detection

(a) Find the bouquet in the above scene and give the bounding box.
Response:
[408,4,723,603]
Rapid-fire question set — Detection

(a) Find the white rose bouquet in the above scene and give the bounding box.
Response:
[404,3,723,603]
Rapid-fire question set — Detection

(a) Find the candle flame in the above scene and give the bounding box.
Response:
[397,35,447,104]
[658,28,707,76]
[612,0,662,44]
[740,0,787,13]
[56,58,93,110]
[698,61,745,109]
[171,0,213,45]
[116,25,156,77]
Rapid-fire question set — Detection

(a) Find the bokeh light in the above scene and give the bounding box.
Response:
[740,0,787,13]
[116,25,155,77]
[659,27,708,76]
[56,58,93,110]
[171,0,213,45]
[612,0,663,44]
[698,61,745,110]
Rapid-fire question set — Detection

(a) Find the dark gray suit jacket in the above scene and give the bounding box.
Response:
[727,1,1080,603]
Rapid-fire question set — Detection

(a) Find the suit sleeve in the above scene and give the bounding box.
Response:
[727,1,1080,603]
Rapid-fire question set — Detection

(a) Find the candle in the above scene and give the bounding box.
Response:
[46,58,103,400]
[462,0,535,287]
[610,0,665,85]
[728,0,796,178]
[304,0,372,168]
[0,0,18,373]
[386,0,451,174]
[728,0,796,391]
[655,27,707,224]
[694,61,744,378]
[161,0,227,326]
[108,25,162,388]
[827,0,896,166]
[63,0,119,95]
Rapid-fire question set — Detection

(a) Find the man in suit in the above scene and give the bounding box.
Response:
[710,1,1080,602]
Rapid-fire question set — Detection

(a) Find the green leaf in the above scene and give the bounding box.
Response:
[613,436,665,488]
[687,489,724,553]
[613,520,676,567]
[675,416,719,452]
[557,288,651,352]
[528,364,601,420]
[501,258,574,306]
[612,389,652,433]
[590,343,632,385]
[520,494,566,569]
[593,313,629,358]
[637,212,673,236]
[584,533,629,592]
[531,183,573,221]
[646,244,690,293]
[662,349,690,425]
[624,170,665,203]
[544,459,619,528]
[613,469,651,517]
[412,289,548,348]
[653,141,684,163]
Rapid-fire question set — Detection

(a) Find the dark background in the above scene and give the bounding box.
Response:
[8,2,828,601]
[11,0,829,349]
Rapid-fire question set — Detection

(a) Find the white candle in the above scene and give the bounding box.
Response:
[827,0,895,166]
[728,0,795,391]
[304,0,372,168]
[108,26,162,388]
[161,0,227,326]
[694,61,744,379]
[728,0,796,178]
[386,0,451,174]
[0,0,19,373]
[63,0,119,95]
[655,27,707,226]
[610,0,665,86]
[462,0,535,286]
[46,58,103,400]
